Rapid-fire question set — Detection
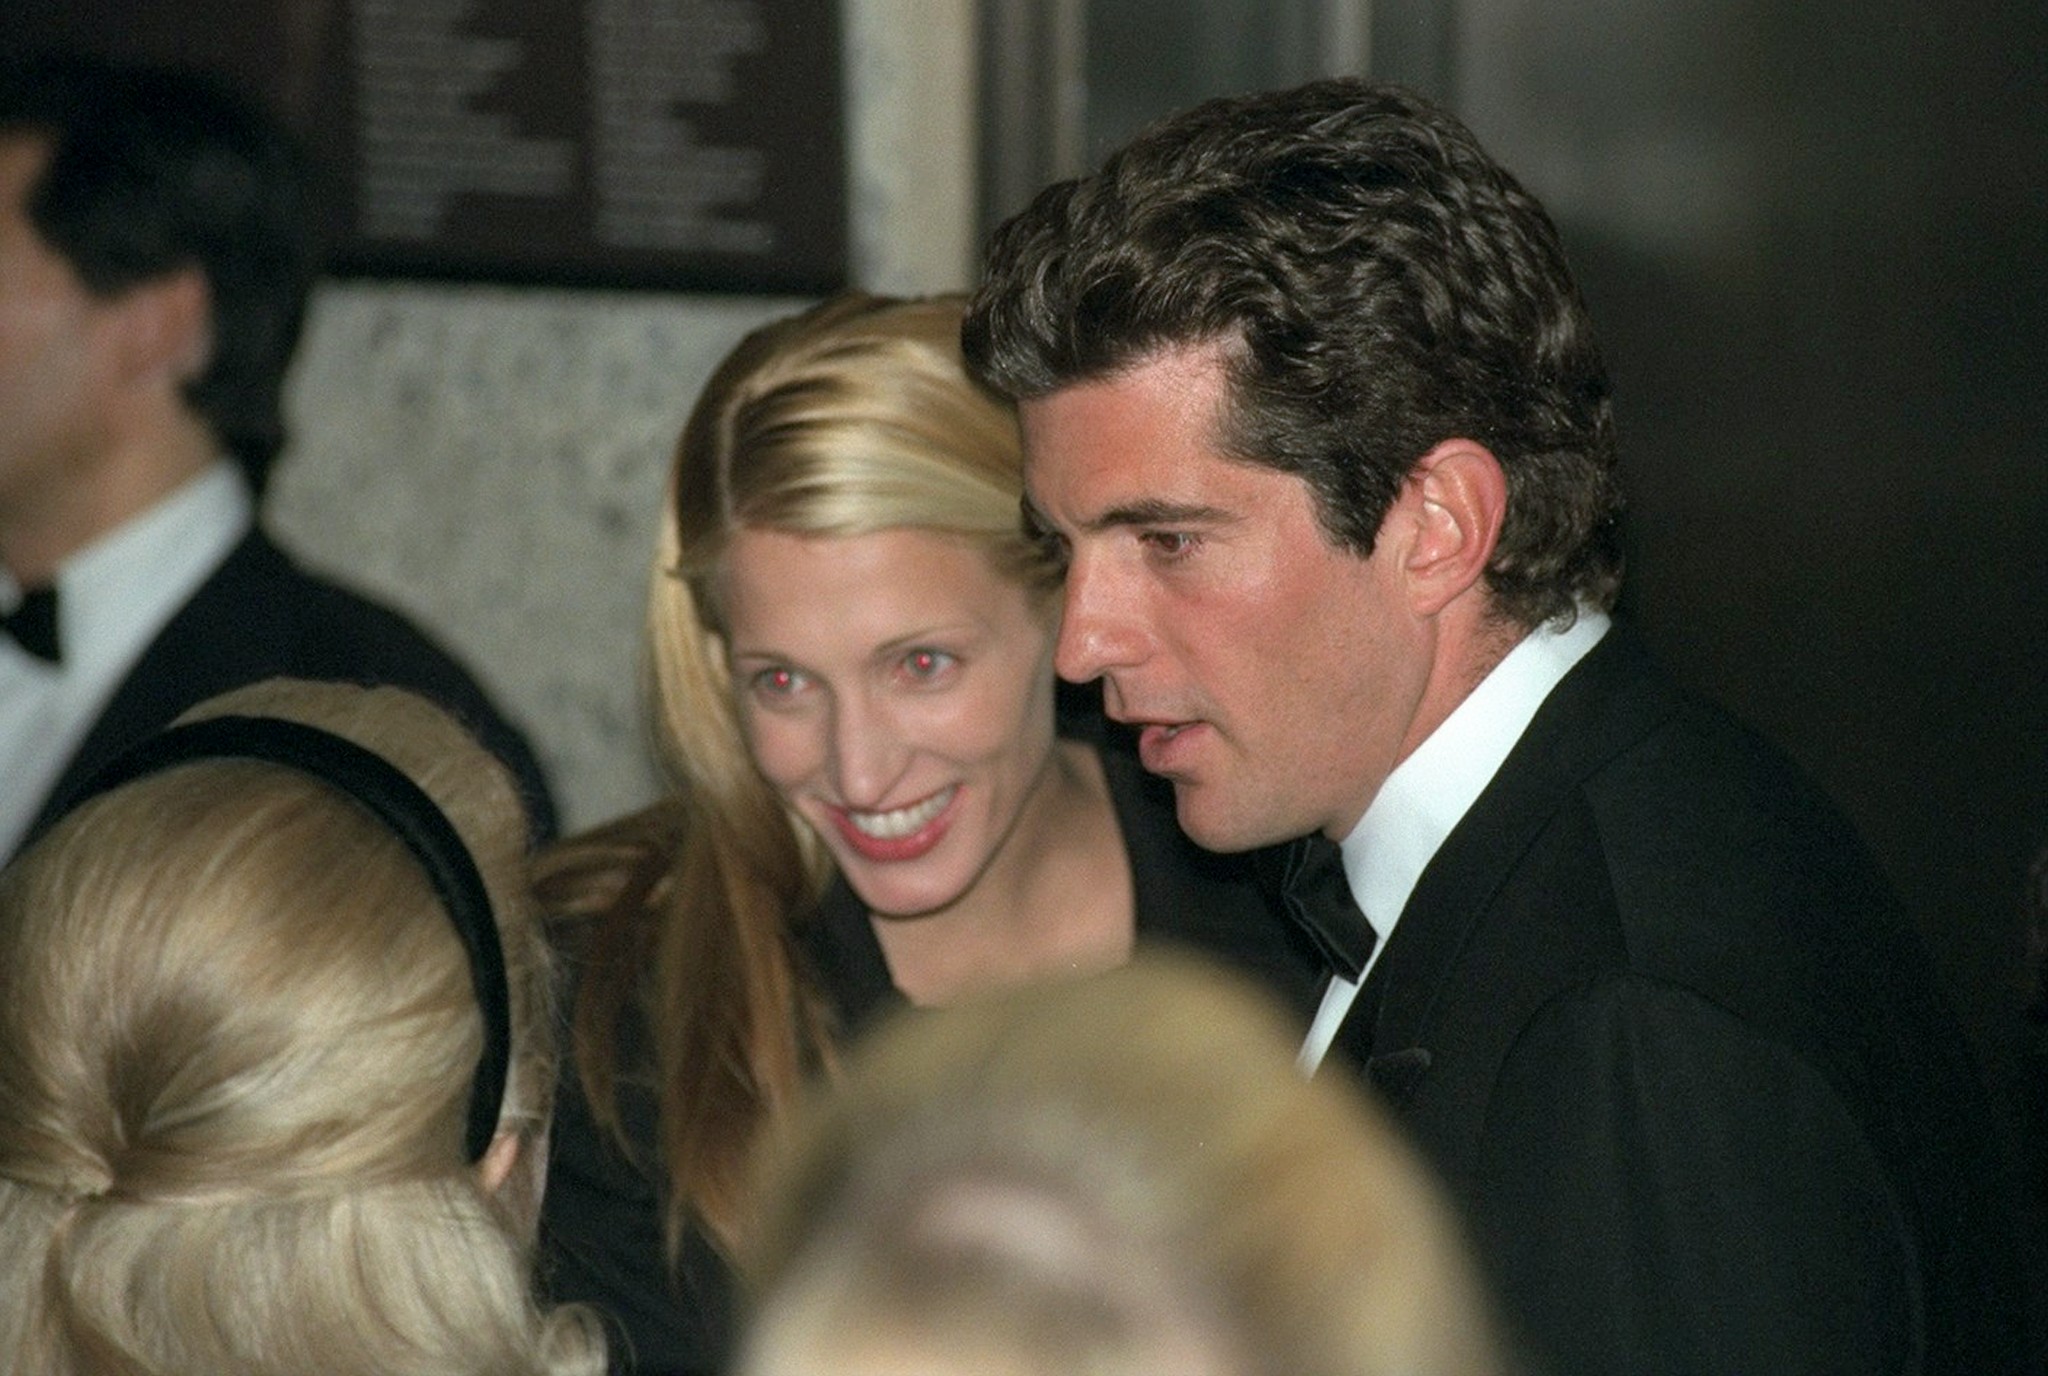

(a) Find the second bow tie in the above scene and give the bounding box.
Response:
[1,585,60,664]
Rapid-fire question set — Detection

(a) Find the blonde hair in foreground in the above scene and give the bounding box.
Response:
[543,291,1056,1260]
[740,954,1518,1376]
[0,679,603,1376]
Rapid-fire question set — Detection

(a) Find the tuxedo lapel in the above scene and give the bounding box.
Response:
[19,526,559,859]
[27,533,279,841]
[1334,626,1680,1092]
[1362,1044,1434,1107]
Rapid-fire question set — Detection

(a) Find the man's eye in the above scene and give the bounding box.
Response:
[900,649,957,681]
[1141,531,1198,558]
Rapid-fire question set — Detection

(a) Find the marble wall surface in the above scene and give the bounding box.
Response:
[274,286,802,829]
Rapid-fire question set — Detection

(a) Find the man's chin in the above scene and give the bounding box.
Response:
[1172,776,1337,854]
[1170,783,1276,855]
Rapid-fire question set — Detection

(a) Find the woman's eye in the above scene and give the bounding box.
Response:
[752,666,807,698]
[900,649,956,681]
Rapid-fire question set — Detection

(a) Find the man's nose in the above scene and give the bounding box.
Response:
[1054,548,1147,684]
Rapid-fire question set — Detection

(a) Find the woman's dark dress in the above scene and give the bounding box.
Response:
[537,724,1321,1375]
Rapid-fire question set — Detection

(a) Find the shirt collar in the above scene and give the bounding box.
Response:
[1340,608,1610,934]
[46,461,253,675]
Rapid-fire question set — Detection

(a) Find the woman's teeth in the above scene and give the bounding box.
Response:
[846,787,955,839]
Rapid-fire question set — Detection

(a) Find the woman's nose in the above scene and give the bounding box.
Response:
[825,692,912,807]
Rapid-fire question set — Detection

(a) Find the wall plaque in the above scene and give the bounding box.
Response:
[3,0,847,292]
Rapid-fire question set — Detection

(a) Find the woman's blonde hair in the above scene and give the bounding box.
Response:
[739,954,1518,1376]
[0,679,604,1376]
[541,291,1054,1259]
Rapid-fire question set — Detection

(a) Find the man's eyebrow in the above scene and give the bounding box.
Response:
[1085,497,1236,532]
[1023,494,1235,534]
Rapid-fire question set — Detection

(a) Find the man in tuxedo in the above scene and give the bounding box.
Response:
[0,52,553,861]
[964,79,2031,1375]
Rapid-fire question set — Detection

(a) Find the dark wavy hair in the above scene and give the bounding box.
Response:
[0,51,319,497]
[964,79,1623,627]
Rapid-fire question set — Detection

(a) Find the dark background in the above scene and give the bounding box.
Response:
[1402,0,2048,1111]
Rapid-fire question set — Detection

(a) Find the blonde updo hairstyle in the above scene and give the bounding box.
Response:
[0,679,602,1376]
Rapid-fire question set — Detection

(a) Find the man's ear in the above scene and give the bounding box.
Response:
[1400,438,1507,617]
[111,266,213,388]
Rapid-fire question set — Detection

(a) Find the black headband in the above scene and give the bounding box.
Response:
[79,715,512,1163]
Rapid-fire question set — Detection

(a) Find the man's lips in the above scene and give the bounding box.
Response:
[827,785,959,862]
[1135,719,1205,773]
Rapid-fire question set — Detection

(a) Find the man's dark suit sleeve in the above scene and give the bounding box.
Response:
[22,531,557,854]
[1336,628,2034,1376]
[1473,976,1920,1376]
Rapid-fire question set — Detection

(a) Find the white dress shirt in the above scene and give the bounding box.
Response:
[0,461,252,859]
[1298,608,1611,1072]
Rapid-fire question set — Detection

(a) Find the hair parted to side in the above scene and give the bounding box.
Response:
[0,50,319,496]
[963,77,1624,629]
[0,679,603,1376]
[537,291,1047,1263]
[739,953,1518,1376]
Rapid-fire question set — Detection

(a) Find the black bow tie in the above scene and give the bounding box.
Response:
[1,585,59,663]
[1264,833,1377,981]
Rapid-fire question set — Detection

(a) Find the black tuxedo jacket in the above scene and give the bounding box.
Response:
[18,529,556,855]
[1332,626,2031,1376]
